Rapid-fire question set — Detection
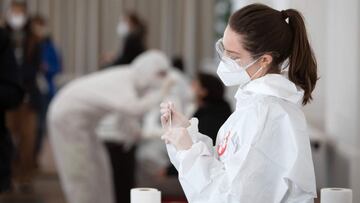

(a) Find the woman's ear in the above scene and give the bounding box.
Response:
[260,54,273,68]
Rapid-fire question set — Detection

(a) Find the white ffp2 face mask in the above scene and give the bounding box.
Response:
[216,57,261,87]
[7,14,26,30]
[116,21,129,37]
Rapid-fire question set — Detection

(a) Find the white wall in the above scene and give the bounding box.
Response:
[291,0,327,131]
[0,0,216,79]
[325,1,360,201]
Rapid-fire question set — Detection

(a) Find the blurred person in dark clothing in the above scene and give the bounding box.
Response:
[5,1,29,64]
[4,1,43,191]
[105,11,147,66]
[172,56,185,73]
[30,15,62,164]
[0,27,24,193]
[192,73,232,144]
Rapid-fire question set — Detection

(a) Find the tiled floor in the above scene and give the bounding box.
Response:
[0,174,321,203]
[0,138,321,203]
[0,173,66,203]
[0,138,66,203]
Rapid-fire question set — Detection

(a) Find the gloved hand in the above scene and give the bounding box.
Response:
[161,127,193,151]
[160,101,190,129]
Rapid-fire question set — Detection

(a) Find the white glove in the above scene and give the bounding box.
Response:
[160,101,190,129]
[160,101,192,150]
[161,127,193,151]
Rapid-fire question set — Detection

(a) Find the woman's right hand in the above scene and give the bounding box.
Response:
[160,101,190,130]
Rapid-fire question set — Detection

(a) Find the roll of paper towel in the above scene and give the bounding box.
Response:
[321,188,352,203]
[131,188,161,203]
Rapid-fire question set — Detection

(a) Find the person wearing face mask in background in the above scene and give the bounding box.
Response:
[4,1,29,66]
[29,15,62,168]
[0,25,24,194]
[4,1,44,193]
[102,11,147,67]
[48,50,173,203]
[160,3,317,203]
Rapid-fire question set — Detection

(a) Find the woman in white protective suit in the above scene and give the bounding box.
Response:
[96,65,192,203]
[47,50,173,203]
[160,4,318,203]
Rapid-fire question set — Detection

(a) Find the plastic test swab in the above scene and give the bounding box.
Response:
[169,109,172,128]
[168,102,172,129]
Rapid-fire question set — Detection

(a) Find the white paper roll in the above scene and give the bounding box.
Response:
[321,188,352,203]
[131,188,161,203]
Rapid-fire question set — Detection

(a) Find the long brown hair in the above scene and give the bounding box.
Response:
[26,15,46,63]
[229,4,317,105]
[125,11,147,41]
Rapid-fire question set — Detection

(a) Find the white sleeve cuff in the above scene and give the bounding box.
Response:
[176,142,212,166]
[187,118,201,142]
[176,142,214,193]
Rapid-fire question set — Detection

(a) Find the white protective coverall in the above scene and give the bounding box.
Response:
[48,50,171,203]
[166,73,317,203]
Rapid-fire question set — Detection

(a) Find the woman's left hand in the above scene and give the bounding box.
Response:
[160,102,190,130]
[161,127,193,151]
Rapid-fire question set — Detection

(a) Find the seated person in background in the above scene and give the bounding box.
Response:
[192,73,232,144]
[167,73,232,176]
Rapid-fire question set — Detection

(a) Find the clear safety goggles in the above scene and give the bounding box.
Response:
[215,38,280,68]
[215,38,246,68]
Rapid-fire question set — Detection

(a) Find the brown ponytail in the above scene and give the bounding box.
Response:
[284,9,317,105]
[229,4,318,105]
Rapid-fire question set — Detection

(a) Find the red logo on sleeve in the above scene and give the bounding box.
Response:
[217,131,231,156]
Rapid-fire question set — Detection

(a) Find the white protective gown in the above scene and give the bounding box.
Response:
[48,50,171,203]
[166,73,317,203]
